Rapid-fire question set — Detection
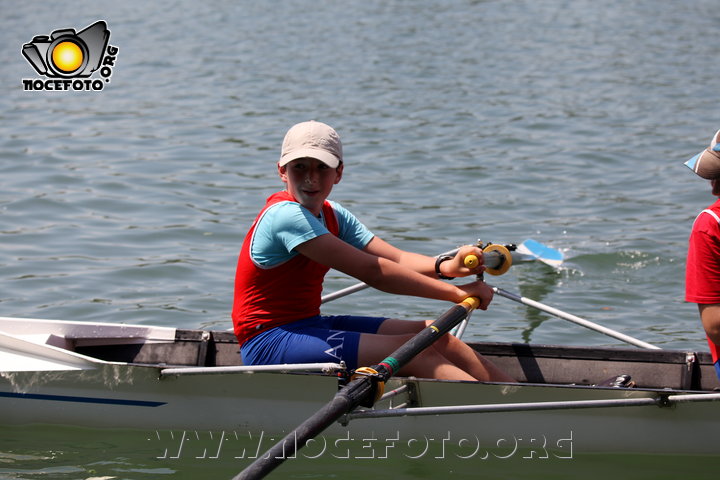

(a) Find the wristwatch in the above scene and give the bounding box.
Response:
[434,255,455,280]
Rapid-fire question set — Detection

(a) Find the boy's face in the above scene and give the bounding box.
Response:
[278,157,343,214]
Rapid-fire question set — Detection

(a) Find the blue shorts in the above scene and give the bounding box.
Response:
[240,315,387,370]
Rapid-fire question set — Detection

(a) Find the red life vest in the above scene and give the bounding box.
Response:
[232,191,339,346]
[687,203,720,369]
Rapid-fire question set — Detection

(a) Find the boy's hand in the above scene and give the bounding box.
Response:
[441,245,486,278]
[456,280,494,310]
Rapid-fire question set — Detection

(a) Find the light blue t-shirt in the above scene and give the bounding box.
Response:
[250,200,374,267]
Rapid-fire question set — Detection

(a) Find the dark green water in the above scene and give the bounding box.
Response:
[0,426,717,480]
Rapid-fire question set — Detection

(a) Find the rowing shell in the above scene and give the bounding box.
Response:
[0,316,718,458]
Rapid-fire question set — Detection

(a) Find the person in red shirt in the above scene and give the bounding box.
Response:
[684,129,720,378]
[232,121,513,382]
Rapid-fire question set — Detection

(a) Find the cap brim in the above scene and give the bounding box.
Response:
[279,148,340,168]
[685,148,720,180]
[684,152,702,174]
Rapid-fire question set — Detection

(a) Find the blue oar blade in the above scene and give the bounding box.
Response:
[516,239,564,267]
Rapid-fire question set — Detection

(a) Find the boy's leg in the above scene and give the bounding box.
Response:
[374,318,514,382]
[433,333,515,382]
[357,332,477,381]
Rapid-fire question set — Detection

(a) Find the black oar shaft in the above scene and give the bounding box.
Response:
[235,378,373,479]
[373,302,474,379]
[233,299,477,480]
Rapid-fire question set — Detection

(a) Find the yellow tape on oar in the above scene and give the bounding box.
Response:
[483,244,512,275]
[461,296,481,311]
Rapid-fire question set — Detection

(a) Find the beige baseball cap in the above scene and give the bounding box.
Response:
[279,121,343,168]
[685,129,720,179]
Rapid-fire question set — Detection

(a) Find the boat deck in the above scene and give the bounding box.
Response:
[72,328,720,392]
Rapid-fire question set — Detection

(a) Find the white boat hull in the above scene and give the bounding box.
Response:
[0,316,718,457]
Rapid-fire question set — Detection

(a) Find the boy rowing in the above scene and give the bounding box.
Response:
[684,129,720,379]
[232,121,513,382]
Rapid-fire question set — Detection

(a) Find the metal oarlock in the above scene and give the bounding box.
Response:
[463,241,516,276]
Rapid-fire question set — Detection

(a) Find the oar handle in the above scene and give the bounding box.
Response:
[464,255,479,269]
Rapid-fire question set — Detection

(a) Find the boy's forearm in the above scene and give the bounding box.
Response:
[699,304,720,344]
[363,257,464,303]
[363,237,436,276]
[394,251,437,277]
